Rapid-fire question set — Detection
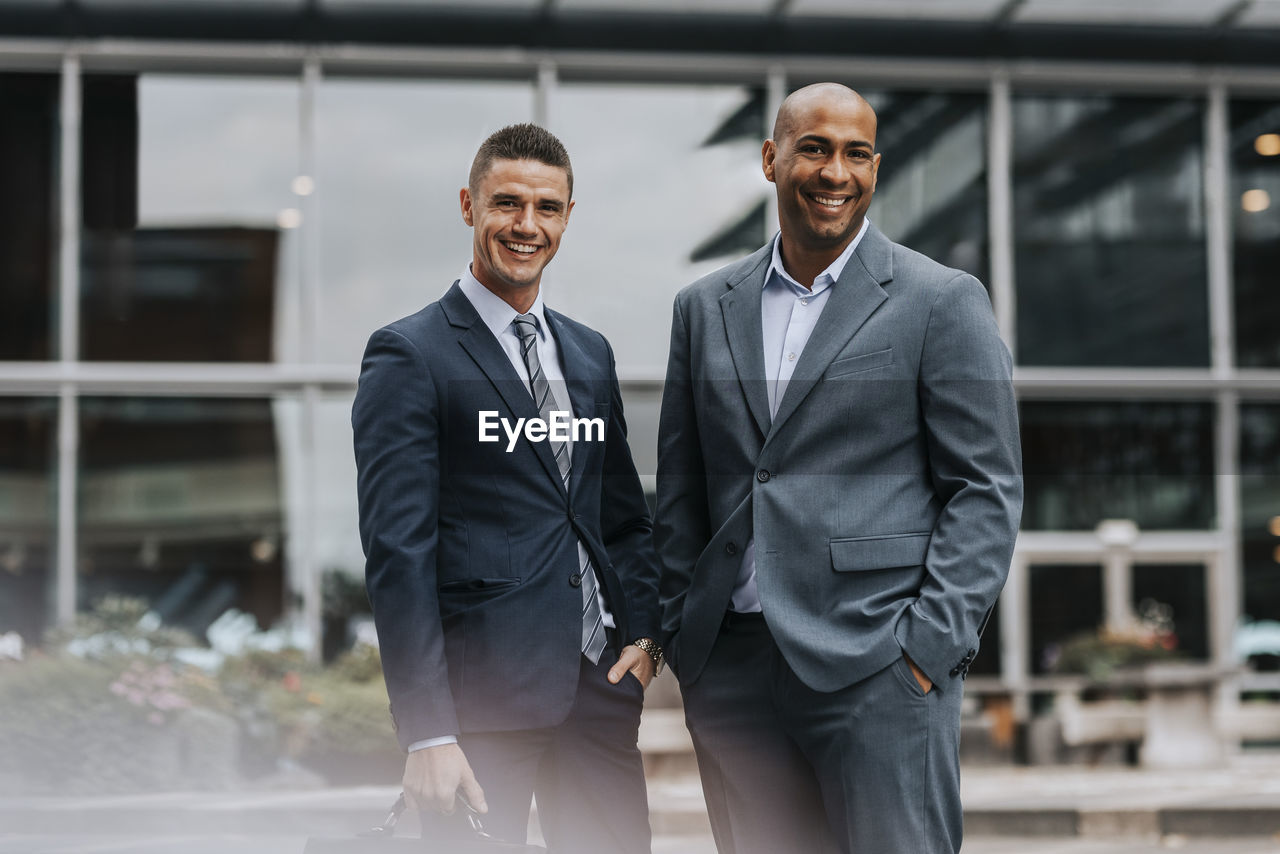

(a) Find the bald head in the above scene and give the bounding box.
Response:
[772,83,877,146]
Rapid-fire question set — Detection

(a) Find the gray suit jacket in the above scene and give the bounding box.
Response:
[655,224,1022,692]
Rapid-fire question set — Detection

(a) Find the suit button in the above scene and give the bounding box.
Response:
[949,667,961,678]
[756,469,770,482]
[725,542,738,556]
[967,648,976,657]
[569,573,582,588]
[567,510,575,521]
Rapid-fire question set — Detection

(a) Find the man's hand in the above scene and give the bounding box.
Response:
[608,644,656,690]
[903,652,933,694]
[403,743,487,815]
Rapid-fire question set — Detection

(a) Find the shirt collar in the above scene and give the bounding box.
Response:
[766,217,871,295]
[458,265,550,343]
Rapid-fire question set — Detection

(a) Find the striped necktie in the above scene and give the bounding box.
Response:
[512,313,608,664]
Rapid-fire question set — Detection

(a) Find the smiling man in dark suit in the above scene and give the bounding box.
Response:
[656,83,1023,853]
[352,123,661,854]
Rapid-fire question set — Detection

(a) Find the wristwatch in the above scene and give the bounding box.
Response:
[632,637,665,675]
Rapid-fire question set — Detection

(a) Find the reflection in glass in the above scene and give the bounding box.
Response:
[78,398,284,636]
[80,75,300,362]
[316,78,533,367]
[316,76,535,363]
[1030,564,1102,674]
[1013,95,1209,366]
[864,90,989,286]
[82,228,278,361]
[290,395,364,583]
[0,73,57,360]
[553,83,766,375]
[1020,401,1215,531]
[1240,404,1280,627]
[1231,99,1280,367]
[0,399,56,642]
[1131,564,1208,661]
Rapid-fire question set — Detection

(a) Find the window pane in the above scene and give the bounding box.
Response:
[1230,98,1280,368]
[1020,401,1215,531]
[1013,95,1209,367]
[1132,564,1208,661]
[315,78,533,367]
[864,89,989,286]
[1240,403,1280,627]
[552,83,767,376]
[80,75,300,362]
[307,394,364,585]
[0,398,57,642]
[78,398,285,636]
[0,74,57,360]
[1030,564,1102,674]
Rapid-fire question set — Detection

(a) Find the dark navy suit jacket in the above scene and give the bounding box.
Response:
[353,282,660,750]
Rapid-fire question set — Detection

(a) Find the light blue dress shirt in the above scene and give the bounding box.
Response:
[729,219,871,613]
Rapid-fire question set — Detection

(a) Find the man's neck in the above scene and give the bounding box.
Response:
[777,230,858,291]
[471,264,539,314]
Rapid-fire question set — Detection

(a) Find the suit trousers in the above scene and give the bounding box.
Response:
[424,652,651,854]
[681,613,964,854]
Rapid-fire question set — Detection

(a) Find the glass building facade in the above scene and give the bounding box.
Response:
[0,18,1278,731]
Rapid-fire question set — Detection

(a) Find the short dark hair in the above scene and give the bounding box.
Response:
[469,123,574,197]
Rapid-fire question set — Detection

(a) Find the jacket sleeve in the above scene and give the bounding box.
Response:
[598,336,662,644]
[653,294,713,671]
[352,327,458,749]
[895,273,1024,687]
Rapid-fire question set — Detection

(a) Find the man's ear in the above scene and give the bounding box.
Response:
[761,139,777,184]
[564,198,575,225]
[871,152,881,192]
[460,187,474,226]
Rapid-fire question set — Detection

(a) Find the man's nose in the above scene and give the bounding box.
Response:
[513,205,537,234]
[819,155,849,184]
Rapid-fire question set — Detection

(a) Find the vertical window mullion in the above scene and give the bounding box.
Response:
[988,71,1016,351]
[54,52,80,626]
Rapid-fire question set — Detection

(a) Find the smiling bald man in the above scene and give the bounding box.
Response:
[655,83,1023,853]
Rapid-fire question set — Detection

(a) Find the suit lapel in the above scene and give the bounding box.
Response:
[767,225,893,440]
[720,246,773,439]
[545,309,596,502]
[443,283,567,495]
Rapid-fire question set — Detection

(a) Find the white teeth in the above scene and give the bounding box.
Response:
[504,242,538,254]
[812,195,849,208]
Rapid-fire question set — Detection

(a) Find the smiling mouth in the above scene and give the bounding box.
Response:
[502,240,541,255]
[808,193,851,209]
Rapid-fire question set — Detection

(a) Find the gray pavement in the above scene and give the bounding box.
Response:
[1,835,1279,853]
[3,753,1280,851]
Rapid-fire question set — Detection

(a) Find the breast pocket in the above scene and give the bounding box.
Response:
[826,347,894,379]
[830,532,930,572]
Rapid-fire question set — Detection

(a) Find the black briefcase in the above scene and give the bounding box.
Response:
[303,793,547,854]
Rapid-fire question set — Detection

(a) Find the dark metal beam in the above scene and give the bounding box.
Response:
[0,3,1277,68]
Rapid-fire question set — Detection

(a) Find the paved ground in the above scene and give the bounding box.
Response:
[1,835,1279,853]
[3,753,1280,851]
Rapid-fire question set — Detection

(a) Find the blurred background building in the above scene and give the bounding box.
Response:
[0,0,1278,751]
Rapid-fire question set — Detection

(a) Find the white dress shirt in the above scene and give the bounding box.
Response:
[729,219,871,613]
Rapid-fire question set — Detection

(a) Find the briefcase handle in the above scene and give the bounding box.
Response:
[359,792,498,841]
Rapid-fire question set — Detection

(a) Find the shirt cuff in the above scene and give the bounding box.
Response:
[408,735,458,752]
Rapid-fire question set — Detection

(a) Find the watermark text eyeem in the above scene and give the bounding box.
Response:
[478,411,605,452]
